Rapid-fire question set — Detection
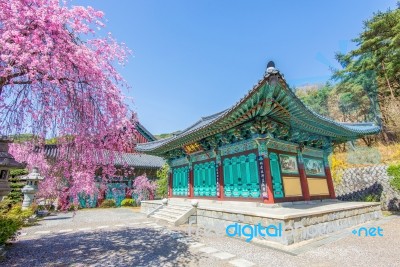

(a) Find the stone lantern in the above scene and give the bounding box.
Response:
[21,167,44,210]
[0,136,24,201]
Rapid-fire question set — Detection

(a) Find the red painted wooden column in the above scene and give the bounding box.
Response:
[325,166,336,199]
[218,163,224,200]
[263,156,275,204]
[168,172,172,197]
[298,163,310,201]
[216,154,224,200]
[189,166,194,198]
[297,150,310,201]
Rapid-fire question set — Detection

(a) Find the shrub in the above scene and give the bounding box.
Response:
[0,198,14,215]
[67,204,76,211]
[347,147,381,165]
[0,216,22,245]
[7,179,25,203]
[121,199,135,207]
[7,204,34,221]
[133,175,157,202]
[388,164,400,191]
[0,203,35,245]
[156,164,169,198]
[9,168,29,178]
[99,199,116,208]
[363,194,380,202]
[330,154,347,184]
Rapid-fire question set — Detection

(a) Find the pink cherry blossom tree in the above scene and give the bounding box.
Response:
[1,0,137,207]
[133,175,157,203]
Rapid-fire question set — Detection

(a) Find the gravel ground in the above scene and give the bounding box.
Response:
[1,208,399,267]
[180,215,400,267]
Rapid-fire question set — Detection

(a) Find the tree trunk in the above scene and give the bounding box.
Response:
[381,61,396,100]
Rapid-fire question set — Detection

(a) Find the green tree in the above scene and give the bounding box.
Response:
[7,169,29,204]
[296,83,333,117]
[156,164,169,198]
[333,6,400,141]
[333,55,378,120]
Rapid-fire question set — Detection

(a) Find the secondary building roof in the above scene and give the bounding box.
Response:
[42,145,165,169]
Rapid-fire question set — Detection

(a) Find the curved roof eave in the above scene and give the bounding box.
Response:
[137,67,380,155]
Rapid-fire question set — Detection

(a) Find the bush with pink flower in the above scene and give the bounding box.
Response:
[133,175,157,203]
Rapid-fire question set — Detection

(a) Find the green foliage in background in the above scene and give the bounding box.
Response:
[9,169,28,177]
[363,194,380,202]
[99,199,116,208]
[388,164,400,191]
[121,198,136,207]
[0,216,22,245]
[154,133,173,140]
[7,168,28,203]
[156,164,169,198]
[296,83,332,117]
[347,147,381,165]
[0,202,35,245]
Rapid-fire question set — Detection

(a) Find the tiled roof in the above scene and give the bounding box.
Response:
[114,153,165,168]
[136,64,380,154]
[0,138,25,168]
[41,145,164,169]
[136,110,228,152]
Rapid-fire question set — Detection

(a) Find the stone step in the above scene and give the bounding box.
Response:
[156,209,184,217]
[167,205,192,212]
[154,212,181,219]
[153,210,178,219]
[150,204,195,226]
[151,214,176,223]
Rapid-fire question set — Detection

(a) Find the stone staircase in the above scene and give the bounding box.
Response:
[149,203,195,226]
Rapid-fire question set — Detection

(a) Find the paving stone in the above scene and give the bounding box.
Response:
[229,258,256,267]
[78,228,92,231]
[211,251,236,260]
[177,238,190,244]
[35,231,51,234]
[189,242,205,248]
[59,229,73,233]
[199,246,219,254]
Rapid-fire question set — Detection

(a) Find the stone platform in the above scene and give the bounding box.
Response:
[141,198,382,246]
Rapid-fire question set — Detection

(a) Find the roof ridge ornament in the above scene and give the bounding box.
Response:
[266,60,278,74]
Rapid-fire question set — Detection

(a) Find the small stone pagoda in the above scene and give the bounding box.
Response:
[137,61,380,204]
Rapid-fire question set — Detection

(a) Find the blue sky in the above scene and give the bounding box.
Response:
[76,0,396,135]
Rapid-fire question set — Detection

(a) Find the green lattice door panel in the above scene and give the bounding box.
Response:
[269,152,284,198]
[172,166,189,196]
[223,153,260,198]
[194,161,217,197]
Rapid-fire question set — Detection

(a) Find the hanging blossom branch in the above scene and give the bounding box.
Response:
[1,0,137,205]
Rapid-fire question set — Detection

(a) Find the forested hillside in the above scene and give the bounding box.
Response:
[296,6,400,145]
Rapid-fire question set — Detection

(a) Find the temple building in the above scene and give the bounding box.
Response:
[137,61,380,204]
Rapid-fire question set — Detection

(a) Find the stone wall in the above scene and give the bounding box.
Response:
[193,204,381,245]
[335,165,400,211]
